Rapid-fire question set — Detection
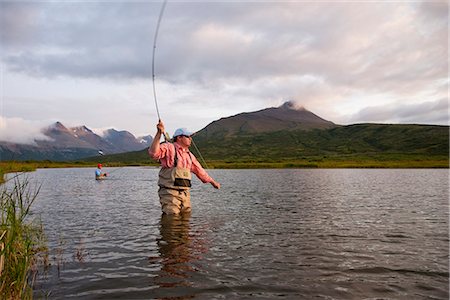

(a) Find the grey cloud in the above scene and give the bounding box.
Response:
[2,2,161,78]
[1,1,447,128]
[0,2,41,46]
[349,98,449,125]
[6,48,152,79]
[1,2,253,79]
[2,1,446,87]
[418,1,448,21]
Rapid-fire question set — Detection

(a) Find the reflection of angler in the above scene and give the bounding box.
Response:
[154,213,194,289]
[149,214,209,298]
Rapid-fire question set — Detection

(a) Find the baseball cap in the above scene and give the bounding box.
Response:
[173,128,194,138]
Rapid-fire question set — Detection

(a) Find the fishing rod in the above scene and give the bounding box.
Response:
[152,0,170,142]
[151,0,211,170]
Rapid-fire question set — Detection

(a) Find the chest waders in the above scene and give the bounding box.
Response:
[158,144,192,190]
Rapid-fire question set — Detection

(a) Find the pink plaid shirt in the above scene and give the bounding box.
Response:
[149,142,213,184]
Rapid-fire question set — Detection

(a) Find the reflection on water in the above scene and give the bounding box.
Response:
[151,212,213,300]
[151,212,197,298]
[17,168,449,299]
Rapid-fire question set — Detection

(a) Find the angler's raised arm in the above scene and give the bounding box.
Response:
[148,120,165,159]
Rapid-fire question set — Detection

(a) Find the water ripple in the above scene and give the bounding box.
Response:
[28,168,449,299]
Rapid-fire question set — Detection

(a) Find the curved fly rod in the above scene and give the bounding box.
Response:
[151,0,211,169]
[152,0,170,142]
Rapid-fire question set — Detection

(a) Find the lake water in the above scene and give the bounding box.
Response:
[10,168,449,299]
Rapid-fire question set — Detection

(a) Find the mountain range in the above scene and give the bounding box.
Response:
[82,101,449,166]
[0,122,153,161]
[1,101,448,163]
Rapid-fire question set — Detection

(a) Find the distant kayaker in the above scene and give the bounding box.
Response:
[95,163,107,180]
[149,120,221,214]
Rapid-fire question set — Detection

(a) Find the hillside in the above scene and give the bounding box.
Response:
[88,123,449,168]
[193,123,449,160]
[198,101,336,138]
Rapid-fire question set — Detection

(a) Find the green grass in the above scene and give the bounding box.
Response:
[192,124,449,160]
[205,153,448,169]
[2,152,447,172]
[0,176,48,299]
[187,124,449,168]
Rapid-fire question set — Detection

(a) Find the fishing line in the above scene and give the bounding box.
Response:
[191,138,210,170]
[106,167,124,175]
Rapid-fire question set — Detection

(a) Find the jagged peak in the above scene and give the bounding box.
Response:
[71,125,93,133]
[53,121,65,127]
[105,128,119,133]
[104,128,131,135]
[103,128,136,139]
[48,121,69,131]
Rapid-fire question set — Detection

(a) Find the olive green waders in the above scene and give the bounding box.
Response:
[158,154,192,214]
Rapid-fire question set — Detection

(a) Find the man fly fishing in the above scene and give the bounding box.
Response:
[95,163,108,180]
[149,120,221,214]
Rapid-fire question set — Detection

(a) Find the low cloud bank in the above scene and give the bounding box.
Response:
[348,98,449,125]
[0,117,52,145]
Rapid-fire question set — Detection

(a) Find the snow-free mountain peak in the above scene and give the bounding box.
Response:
[196,101,336,138]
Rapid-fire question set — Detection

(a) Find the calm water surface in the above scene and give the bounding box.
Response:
[13,168,449,299]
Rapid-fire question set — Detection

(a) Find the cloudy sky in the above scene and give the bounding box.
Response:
[0,0,448,144]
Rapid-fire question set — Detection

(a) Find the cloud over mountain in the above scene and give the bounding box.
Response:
[0,117,52,145]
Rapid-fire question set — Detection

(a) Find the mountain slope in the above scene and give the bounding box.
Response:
[0,122,153,161]
[196,101,336,138]
[192,123,449,161]
[35,122,94,149]
[103,129,148,152]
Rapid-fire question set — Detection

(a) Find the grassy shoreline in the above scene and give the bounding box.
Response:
[206,154,449,169]
[207,160,449,169]
[0,154,448,181]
